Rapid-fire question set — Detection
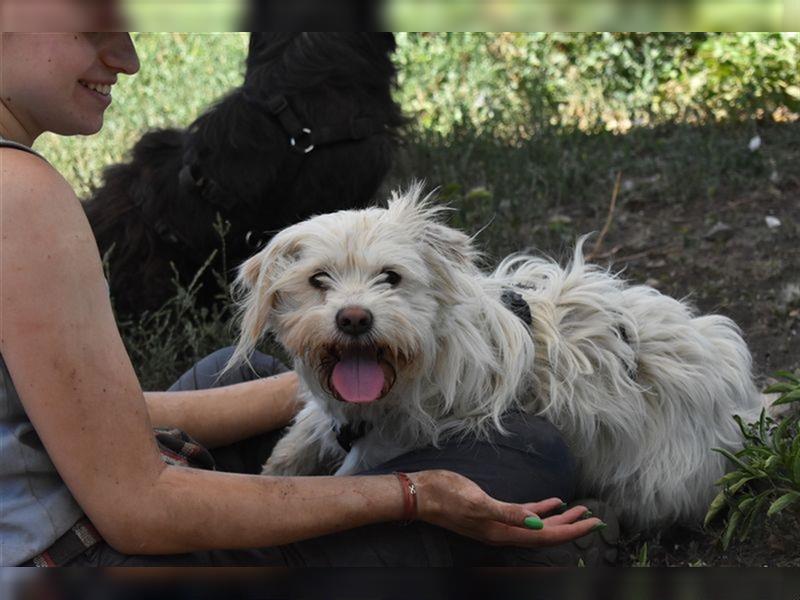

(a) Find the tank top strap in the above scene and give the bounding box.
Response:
[0,137,48,162]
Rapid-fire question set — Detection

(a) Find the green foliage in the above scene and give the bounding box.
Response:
[705,371,800,549]
[116,252,235,391]
[394,33,800,138]
[632,542,651,567]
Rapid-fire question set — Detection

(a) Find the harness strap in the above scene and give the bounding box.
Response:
[174,91,387,250]
[245,92,387,155]
[500,288,533,326]
[311,117,386,148]
[264,94,306,144]
[332,421,370,453]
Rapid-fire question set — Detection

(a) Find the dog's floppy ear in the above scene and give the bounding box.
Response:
[229,231,302,368]
[420,220,479,300]
[388,183,479,298]
[422,220,477,270]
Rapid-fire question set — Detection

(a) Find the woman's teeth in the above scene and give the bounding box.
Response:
[79,81,111,96]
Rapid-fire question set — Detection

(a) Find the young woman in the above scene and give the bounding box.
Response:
[0,31,606,566]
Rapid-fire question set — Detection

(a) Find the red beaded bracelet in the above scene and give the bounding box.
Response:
[393,471,418,524]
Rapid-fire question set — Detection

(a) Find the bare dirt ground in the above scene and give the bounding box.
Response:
[590,177,799,383]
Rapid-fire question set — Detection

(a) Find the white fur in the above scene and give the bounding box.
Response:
[229,183,762,529]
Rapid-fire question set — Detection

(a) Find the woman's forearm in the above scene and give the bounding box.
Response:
[144,372,301,448]
[109,467,405,555]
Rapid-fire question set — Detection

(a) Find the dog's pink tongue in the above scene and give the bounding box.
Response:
[331,349,385,404]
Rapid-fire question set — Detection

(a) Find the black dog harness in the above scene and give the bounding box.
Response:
[175,92,391,252]
[258,93,388,156]
[500,288,533,326]
[179,92,388,196]
[332,421,370,453]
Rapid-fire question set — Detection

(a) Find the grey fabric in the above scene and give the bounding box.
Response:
[167,347,290,475]
[0,354,83,566]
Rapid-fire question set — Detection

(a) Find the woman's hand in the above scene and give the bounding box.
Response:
[410,470,603,547]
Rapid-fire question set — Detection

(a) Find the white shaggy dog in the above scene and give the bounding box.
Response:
[229,184,762,529]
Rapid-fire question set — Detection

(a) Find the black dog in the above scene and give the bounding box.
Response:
[84,33,405,317]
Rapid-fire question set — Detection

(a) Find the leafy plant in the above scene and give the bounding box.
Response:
[632,542,651,567]
[117,252,236,391]
[114,214,239,390]
[705,370,800,549]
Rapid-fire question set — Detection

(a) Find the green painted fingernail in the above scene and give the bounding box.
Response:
[591,522,607,532]
[583,510,593,518]
[560,502,568,510]
[523,516,544,530]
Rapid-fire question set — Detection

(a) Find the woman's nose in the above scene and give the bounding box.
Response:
[100,33,140,76]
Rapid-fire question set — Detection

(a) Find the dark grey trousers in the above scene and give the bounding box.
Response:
[69,348,576,566]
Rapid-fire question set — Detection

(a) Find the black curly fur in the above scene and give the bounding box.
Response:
[84,32,405,316]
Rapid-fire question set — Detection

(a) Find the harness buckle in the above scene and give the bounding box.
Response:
[289,128,315,154]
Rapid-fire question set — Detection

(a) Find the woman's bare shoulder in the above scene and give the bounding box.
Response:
[0,146,69,189]
[0,147,93,244]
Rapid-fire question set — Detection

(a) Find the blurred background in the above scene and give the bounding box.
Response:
[131,0,797,31]
[2,0,797,31]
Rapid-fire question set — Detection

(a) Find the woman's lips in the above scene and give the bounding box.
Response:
[78,80,113,107]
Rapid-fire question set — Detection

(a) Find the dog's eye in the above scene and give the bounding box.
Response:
[309,272,330,290]
[382,270,402,286]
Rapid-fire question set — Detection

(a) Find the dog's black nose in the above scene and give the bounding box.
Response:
[336,306,373,336]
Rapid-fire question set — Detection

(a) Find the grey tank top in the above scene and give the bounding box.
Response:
[0,138,83,565]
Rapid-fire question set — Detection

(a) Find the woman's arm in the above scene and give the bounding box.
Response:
[144,372,301,449]
[0,151,600,555]
[0,151,403,552]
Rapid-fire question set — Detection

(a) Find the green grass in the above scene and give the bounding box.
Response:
[704,372,800,550]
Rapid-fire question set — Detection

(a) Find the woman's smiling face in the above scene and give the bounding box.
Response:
[1,33,140,139]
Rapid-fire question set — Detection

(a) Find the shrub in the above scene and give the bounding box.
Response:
[704,371,800,549]
[394,33,800,138]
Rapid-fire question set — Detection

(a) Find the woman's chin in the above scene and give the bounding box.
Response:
[55,117,104,137]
